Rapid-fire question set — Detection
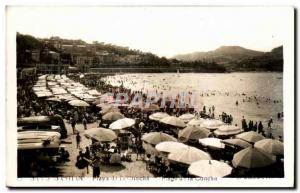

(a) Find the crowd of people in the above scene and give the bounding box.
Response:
[17,73,284,178]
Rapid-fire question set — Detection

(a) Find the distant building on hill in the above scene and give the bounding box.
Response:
[49,36,62,50]
[36,63,69,74]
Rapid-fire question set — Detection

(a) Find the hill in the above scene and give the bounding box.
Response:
[173,46,264,63]
[234,46,283,71]
[173,46,283,72]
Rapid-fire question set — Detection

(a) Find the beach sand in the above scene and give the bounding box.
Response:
[57,120,154,178]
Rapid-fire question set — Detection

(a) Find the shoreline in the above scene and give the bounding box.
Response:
[89,68,283,74]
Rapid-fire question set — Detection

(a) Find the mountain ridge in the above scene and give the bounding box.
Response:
[173,46,266,62]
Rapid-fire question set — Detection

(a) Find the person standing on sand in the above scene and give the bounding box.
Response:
[268,117,273,129]
[90,155,101,178]
[76,133,81,149]
[76,150,88,177]
[254,122,258,132]
[84,147,91,174]
[241,116,247,131]
[82,116,87,130]
[71,117,76,134]
[258,121,263,134]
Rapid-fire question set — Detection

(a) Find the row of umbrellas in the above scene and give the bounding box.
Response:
[83,124,282,178]
[154,139,280,177]
[97,111,282,155]
[149,112,243,137]
[84,99,283,177]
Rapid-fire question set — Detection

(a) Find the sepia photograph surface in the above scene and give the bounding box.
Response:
[6,5,295,187]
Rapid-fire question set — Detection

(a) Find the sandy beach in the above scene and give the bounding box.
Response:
[58,120,154,178]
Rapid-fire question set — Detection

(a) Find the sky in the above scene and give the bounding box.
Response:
[7,6,291,57]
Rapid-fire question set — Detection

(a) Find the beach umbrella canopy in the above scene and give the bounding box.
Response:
[214,125,243,137]
[178,126,211,142]
[178,113,195,123]
[143,142,159,156]
[221,138,252,149]
[187,118,205,127]
[84,127,117,142]
[254,139,284,156]
[168,146,211,165]
[100,106,120,115]
[149,112,170,121]
[160,116,186,128]
[232,146,276,169]
[111,103,130,107]
[87,89,101,96]
[102,112,125,121]
[141,132,177,145]
[142,104,160,112]
[96,103,112,108]
[199,138,225,149]
[109,118,135,130]
[188,160,233,177]
[200,119,225,130]
[236,131,265,143]
[46,97,62,102]
[155,141,188,154]
[68,99,89,107]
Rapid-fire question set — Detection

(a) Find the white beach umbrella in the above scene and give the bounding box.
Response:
[149,112,170,121]
[198,138,225,149]
[102,112,125,121]
[232,146,276,169]
[236,131,265,143]
[221,138,252,149]
[141,132,177,145]
[160,116,186,128]
[178,126,211,142]
[214,125,243,137]
[155,141,188,154]
[109,118,135,130]
[178,113,195,123]
[84,127,117,142]
[168,146,211,165]
[188,160,233,177]
[254,138,284,156]
[68,99,89,107]
[200,119,225,130]
[187,118,205,127]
